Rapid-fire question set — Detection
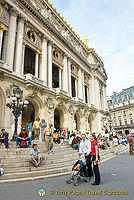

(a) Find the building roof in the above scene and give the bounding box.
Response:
[108,86,134,105]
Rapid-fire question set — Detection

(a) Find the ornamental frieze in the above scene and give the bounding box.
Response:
[28,0,89,60]
[0,3,9,24]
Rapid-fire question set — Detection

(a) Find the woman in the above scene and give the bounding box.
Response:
[90,133,101,185]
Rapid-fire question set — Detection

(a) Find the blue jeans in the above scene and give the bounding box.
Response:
[29,157,45,166]
[16,137,31,146]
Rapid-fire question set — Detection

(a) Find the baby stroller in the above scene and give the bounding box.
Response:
[67,159,87,186]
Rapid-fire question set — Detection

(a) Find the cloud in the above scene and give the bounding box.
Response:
[49,0,134,95]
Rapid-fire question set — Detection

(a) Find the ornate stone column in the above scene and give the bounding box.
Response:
[103,84,108,110]
[1,31,8,61]
[0,27,4,57]
[82,70,85,102]
[78,68,83,100]
[94,77,100,108]
[87,86,90,104]
[75,78,78,97]
[90,75,95,105]
[35,52,39,78]
[6,9,18,69]
[68,59,72,96]
[48,41,52,88]
[39,37,47,86]
[59,67,62,89]
[21,43,25,74]
[63,55,68,93]
[14,16,25,75]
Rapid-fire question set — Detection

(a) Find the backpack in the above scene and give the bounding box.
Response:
[20,140,27,148]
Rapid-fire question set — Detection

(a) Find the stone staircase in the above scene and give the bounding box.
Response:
[0,141,128,183]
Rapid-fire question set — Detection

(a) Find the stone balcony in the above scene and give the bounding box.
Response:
[0,60,12,74]
[24,73,44,86]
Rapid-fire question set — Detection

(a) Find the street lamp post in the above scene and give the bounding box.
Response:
[6,84,29,141]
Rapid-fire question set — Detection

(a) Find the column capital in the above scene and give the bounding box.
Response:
[48,39,54,45]
[9,7,18,17]
[23,42,26,47]
[36,51,40,55]
[41,34,48,41]
[18,14,27,23]
[59,67,63,70]
[63,53,68,59]
[0,26,5,32]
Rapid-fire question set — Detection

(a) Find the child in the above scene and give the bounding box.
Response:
[72,163,81,176]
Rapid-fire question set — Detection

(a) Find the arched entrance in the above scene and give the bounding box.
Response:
[22,101,35,128]
[54,106,65,131]
[74,111,81,131]
[22,97,40,128]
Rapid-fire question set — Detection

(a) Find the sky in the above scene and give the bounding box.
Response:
[49,0,134,96]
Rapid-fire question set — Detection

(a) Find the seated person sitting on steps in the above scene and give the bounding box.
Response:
[29,144,45,167]
[0,129,9,148]
[16,128,31,148]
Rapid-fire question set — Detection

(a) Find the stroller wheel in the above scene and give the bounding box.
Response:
[67,180,71,184]
[74,182,79,186]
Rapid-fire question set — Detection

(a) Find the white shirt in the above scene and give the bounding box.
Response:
[79,139,91,154]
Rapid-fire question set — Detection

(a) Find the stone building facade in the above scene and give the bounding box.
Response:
[0,0,108,139]
[108,87,134,134]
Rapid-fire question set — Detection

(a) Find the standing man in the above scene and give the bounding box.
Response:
[79,134,93,182]
[90,133,101,185]
[127,133,134,155]
[40,119,47,141]
[33,117,40,141]
[43,123,54,154]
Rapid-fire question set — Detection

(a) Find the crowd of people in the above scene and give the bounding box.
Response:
[0,118,133,184]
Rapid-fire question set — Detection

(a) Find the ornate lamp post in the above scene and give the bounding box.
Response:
[6,84,29,141]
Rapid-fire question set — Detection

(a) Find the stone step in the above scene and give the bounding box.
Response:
[1,154,85,166]
[0,148,128,183]
[0,149,114,165]
[0,146,128,182]
[0,166,73,180]
[2,152,115,173]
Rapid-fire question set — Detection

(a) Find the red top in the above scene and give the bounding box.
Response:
[127,136,133,143]
[18,131,28,139]
[91,140,99,155]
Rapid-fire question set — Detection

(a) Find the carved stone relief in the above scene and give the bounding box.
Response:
[45,97,55,109]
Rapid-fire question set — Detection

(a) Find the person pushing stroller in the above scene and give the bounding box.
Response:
[79,134,93,182]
